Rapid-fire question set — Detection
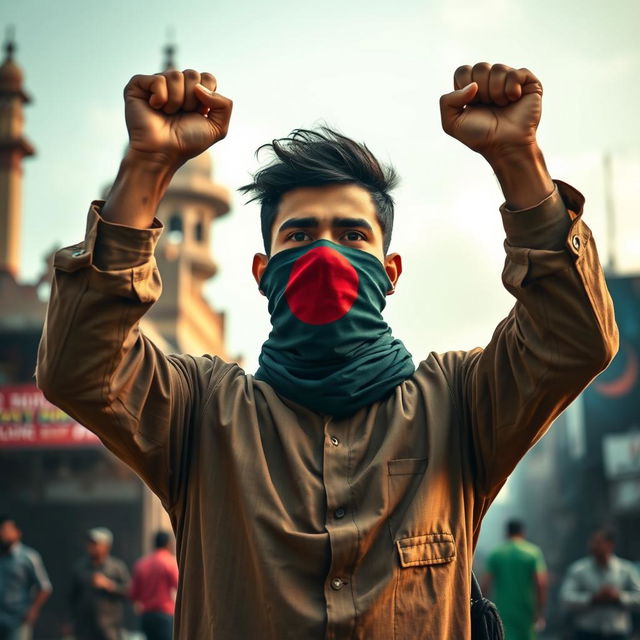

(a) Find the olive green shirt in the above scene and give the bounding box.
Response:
[37,181,617,639]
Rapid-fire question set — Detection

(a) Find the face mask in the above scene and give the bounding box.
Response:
[255,240,415,417]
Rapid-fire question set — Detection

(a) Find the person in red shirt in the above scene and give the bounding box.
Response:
[130,531,179,640]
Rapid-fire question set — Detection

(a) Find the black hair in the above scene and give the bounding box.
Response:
[506,519,525,537]
[0,515,14,527]
[594,527,617,545]
[239,127,399,255]
[154,530,171,549]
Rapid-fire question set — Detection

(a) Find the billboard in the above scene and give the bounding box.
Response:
[0,384,99,448]
[582,275,640,440]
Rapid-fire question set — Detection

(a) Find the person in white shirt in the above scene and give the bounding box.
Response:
[560,528,640,640]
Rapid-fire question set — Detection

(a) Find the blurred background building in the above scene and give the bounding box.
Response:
[0,36,232,638]
[475,273,640,635]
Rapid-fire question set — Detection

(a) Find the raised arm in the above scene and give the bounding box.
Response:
[440,63,554,211]
[438,63,618,498]
[103,69,232,228]
[36,70,234,507]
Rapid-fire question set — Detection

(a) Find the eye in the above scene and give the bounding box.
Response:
[342,230,366,242]
[287,231,312,242]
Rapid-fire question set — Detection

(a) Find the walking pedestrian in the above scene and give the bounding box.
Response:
[69,527,130,640]
[483,519,547,640]
[131,530,178,640]
[560,528,640,640]
[0,516,51,640]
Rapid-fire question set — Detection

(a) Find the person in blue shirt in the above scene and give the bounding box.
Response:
[0,516,52,640]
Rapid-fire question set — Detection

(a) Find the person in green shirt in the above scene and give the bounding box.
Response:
[484,519,548,640]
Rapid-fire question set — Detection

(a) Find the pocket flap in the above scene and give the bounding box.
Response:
[396,533,456,567]
[388,457,428,476]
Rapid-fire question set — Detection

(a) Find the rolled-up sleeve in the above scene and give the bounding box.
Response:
[454,181,618,500]
[36,202,235,508]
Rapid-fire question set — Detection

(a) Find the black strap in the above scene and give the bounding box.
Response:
[471,571,483,602]
[470,570,505,639]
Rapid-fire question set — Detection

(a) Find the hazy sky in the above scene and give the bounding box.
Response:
[5,0,640,370]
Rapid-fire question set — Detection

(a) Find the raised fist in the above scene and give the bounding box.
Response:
[123,69,233,167]
[440,62,542,161]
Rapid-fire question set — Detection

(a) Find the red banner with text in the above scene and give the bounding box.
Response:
[0,384,100,448]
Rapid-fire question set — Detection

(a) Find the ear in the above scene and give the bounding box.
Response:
[252,253,269,295]
[384,252,402,295]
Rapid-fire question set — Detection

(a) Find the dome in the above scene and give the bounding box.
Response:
[0,39,29,99]
[0,59,22,89]
[175,150,214,179]
[168,150,230,217]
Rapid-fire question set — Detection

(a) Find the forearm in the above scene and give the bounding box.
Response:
[27,589,51,618]
[101,149,180,229]
[535,580,547,616]
[464,182,618,495]
[486,144,555,211]
[104,579,130,598]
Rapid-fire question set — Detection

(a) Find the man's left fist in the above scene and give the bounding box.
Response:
[440,63,543,161]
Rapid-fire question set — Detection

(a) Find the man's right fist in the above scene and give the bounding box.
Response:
[123,69,233,167]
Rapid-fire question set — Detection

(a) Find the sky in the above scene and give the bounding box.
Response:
[4,0,640,371]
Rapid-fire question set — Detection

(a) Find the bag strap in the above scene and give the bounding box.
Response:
[471,571,483,603]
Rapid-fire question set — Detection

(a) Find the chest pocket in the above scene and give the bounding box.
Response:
[387,457,428,538]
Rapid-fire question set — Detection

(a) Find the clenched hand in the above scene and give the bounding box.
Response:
[124,68,233,168]
[440,62,542,163]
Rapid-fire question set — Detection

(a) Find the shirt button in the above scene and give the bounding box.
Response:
[330,436,339,447]
[334,507,346,519]
[571,235,581,250]
[330,577,344,590]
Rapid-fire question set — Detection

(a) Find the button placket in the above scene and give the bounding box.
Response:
[322,416,358,635]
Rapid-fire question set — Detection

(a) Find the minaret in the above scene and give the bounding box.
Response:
[0,29,35,279]
[144,39,232,357]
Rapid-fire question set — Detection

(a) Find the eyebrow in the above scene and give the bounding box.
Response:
[277,216,374,234]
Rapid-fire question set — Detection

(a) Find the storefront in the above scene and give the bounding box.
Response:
[0,384,168,638]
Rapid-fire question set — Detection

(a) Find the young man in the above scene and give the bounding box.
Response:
[69,528,130,640]
[130,530,179,640]
[37,64,617,638]
[483,519,547,640]
[560,528,640,640]
[0,516,52,640]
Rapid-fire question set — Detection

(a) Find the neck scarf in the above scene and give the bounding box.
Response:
[255,240,415,417]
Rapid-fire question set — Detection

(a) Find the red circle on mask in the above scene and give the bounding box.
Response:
[285,246,359,325]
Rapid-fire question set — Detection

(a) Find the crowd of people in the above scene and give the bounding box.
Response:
[0,516,178,640]
[482,519,640,640]
[2,511,640,639]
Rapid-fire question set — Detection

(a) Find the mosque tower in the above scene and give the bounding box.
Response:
[0,29,35,279]
[139,40,232,358]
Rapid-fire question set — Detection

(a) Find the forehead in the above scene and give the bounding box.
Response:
[274,183,379,226]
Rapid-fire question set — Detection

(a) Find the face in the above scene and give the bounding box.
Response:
[87,540,110,561]
[590,532,614,561]
[252,184,402,291]
[0,521,20,549]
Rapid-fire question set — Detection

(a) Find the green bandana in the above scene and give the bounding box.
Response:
[255,239,415,417]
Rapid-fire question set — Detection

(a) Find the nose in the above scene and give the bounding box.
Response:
[316,229,334,242]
